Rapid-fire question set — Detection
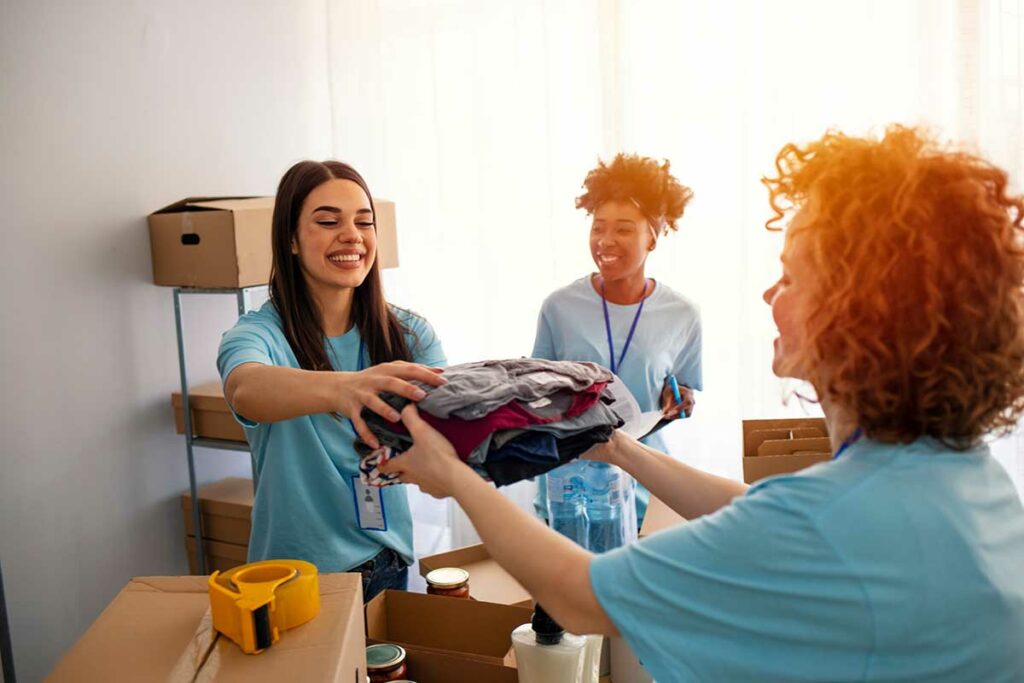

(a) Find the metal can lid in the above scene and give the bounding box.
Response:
[366,643,406,669]
[424,567,470,588]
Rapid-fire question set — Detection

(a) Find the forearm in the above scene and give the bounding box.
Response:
[449,466,617,636]
[612,436,747,519]
[225,363,341,423]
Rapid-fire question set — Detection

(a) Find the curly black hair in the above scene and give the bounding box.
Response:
[576,153,694,234]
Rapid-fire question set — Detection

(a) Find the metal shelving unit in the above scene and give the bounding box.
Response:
[173,285,266,575]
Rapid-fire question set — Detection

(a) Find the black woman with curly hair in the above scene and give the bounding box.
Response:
[531,153,703,535]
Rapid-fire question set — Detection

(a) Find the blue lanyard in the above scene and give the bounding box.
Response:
[833,427,863,460]
[346,339,366,435]
[600,277,649,375]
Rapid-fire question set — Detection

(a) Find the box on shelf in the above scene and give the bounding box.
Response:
[418,543,532,608]
[172,380,247,442]
[365,589,530,671]
[48,573,365,682]
[742,418,831,484]
[185,536,248,574]
[148,196,399,288]
[180,476,253,546]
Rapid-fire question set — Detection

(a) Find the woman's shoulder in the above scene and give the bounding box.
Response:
[541,275,594,308]
[651,280,701,319]
[388,304,434,334]
[225,300,285,339]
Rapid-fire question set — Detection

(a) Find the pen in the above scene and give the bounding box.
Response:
[667,374,682,408]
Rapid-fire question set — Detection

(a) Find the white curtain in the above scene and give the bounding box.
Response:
[326,0,1024,552]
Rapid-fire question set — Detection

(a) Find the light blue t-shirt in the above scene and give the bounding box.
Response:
[216,300,446,572]
[590,438,1024,682]
[532,275,703,522]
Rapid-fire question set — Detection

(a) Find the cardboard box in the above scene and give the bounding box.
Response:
[185,536,249,574]
[418,543,532,608]
[400,647,519,683]
[172,380,247,442]
[742,418,831,483]
[366,589,531,669]
[148,196,399,288]
[48,573,366,682]
[181,476,253,546]
[639,495,686,537]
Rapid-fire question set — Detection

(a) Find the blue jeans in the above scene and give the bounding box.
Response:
[353,547,408,602]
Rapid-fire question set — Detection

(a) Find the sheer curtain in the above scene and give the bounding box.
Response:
[326,0,1024,552]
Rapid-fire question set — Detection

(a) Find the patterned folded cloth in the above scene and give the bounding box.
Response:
[359,446,402,487]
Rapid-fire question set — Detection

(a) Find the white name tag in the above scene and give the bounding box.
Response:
[351,476,388,531]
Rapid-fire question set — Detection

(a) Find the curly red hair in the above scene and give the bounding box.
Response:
[763,125,1024,447]
[576,153,694,234]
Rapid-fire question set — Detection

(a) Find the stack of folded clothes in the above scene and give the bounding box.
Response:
[356,358,623,487]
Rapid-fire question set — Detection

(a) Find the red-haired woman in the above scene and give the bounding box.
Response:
[384,127,1024,681]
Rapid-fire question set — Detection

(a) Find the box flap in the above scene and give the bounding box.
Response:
[743,452,831,484]
[190,196,275,212]
[639,495,685,537]
[150,196,258,215]
[403,647,519,683]
[757,437,832,457]
[366,590,531,663]
[418,544,532,608]
[742,418,828,457]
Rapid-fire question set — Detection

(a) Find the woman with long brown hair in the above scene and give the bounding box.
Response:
[218,160,446,601]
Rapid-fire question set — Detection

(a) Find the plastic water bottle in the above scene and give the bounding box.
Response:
[545,461,589,547]
[582,461,637,554]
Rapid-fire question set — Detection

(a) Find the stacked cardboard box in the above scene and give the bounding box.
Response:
[181,476,253,573]
[48,573,365,681]
[742,417,831,483]
[172,380,246,442]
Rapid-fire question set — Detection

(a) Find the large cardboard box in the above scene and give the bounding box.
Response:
[742,418,831,483]
[366,589,530,675]
[172,381,247,442]
[148,196,399,288]
[48,573,366,682]
[418,543,532,608]
[181,476,253,546]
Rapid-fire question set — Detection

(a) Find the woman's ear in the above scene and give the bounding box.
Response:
[291,239,299,255]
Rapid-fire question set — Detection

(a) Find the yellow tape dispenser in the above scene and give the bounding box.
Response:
[208,559,320,654]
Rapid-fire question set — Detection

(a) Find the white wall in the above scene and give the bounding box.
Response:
[0,1,332,679]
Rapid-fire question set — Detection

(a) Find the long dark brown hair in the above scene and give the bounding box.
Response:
[269,160,413,370]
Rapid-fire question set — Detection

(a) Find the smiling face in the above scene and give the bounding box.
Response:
[763,213,820,380]
[589,200,656,282]
[291,178,377,301]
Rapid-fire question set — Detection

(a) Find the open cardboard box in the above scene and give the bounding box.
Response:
[48,573,365,682]
[418,543,533,608]
[172,381,247,442]
[742,418,831,483]
[639,495,686,537]
[149,196,399,288]
[366,589,530,679]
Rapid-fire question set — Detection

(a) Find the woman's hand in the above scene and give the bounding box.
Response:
[660,382,695,418]
[334,362,446,448]
[378,404,466,498]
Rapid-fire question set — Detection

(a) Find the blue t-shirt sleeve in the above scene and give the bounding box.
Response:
[531,304,557,360]
[589,479,871,681]
[216,320,275,427]
[403,312,447,368]
[672,311,703,392]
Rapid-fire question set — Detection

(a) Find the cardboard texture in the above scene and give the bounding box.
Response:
[639,495,686,537]
[418,543,533,608]
[366,589,531,667]
[149,196,399,287]
[742,418,831,483]
[180,476,253,545]
[48,574,366,682]
[185,537,249,575]
[172,381,247,442]
[401,647,519,683]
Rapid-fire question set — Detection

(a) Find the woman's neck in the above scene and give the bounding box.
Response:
[822,400,859,453]
[594,272,651,304]
[312,286,355,337]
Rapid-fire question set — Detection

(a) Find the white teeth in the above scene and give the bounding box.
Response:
[329,254,362,262]
[600,255,619,263]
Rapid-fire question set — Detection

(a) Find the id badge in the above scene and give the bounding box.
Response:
[352,476,388,531]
